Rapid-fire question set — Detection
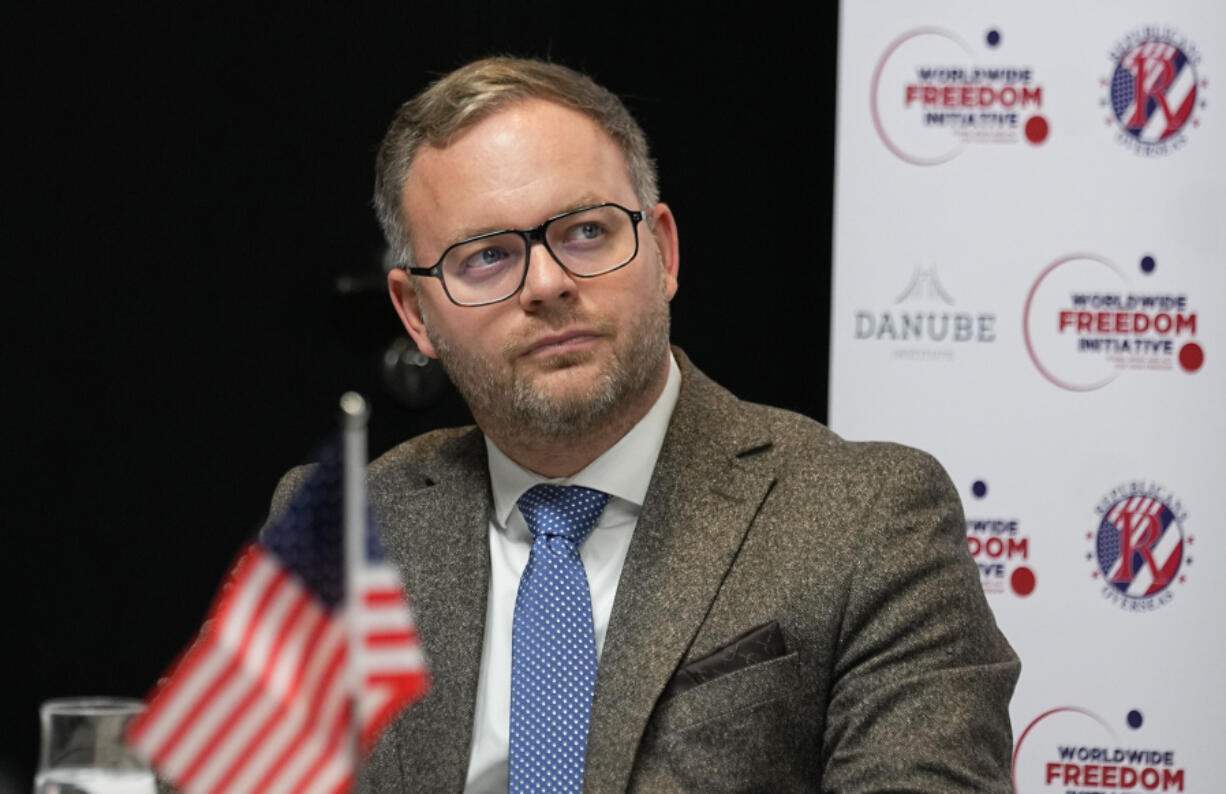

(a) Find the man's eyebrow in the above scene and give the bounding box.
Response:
[443,194,609,248]
[554,193,607,215]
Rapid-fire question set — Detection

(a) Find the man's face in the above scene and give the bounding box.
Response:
[387,98,680,443]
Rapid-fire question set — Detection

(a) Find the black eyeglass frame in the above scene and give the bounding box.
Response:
[404,202,647,307]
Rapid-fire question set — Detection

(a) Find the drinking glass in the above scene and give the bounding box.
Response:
[34,698,156,794]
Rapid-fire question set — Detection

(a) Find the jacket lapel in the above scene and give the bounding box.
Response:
[583,357,778,791]
[370,429,491,791]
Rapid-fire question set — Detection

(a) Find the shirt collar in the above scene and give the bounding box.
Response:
[486,352,682,528]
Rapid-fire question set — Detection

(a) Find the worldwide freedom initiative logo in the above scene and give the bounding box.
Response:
[1022,252,1203,391]
[1013,706,1188,792]
[872,26,1049,165]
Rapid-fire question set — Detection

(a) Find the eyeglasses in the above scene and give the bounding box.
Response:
[405,203,646,307]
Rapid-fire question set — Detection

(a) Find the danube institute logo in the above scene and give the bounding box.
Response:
[853,267,996,360]
[1101,27,1207,156]
[965,478,1035,597]
[1086,482,1193,611]
[1022,252,1204,391]
[1013,706,1187,792]
[871,26,1049,165]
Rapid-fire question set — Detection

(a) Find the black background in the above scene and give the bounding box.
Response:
[6,5,838,785]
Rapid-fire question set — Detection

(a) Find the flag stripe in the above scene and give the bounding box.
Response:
[365,629,418,646]
[366,649,428,670]
[366,650,429,678]
[357,606,416,633]
[359,564,404,588]
[363,589,406,606]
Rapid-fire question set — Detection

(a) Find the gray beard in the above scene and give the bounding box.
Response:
[423,291,670,447]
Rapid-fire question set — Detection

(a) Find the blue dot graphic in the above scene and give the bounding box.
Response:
[972,480,988,498]
[986,30,1001,47]
[1127,710,1143,729]
[1140,255,1156,274]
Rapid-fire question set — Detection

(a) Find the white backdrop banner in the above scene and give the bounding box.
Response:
[831,2,1224,791]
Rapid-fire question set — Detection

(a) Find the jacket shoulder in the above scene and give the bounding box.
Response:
[266,425,482,521]
[364,425,488,511]
[369,425,479,477]
[738,400,949,489]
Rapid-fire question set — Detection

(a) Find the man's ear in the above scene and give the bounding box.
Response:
[388,269,439,359]
[649,202,680,300]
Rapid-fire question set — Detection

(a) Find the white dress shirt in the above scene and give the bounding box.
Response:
[463,354,682,793]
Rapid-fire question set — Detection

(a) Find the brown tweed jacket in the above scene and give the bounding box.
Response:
[278,352,1019,792]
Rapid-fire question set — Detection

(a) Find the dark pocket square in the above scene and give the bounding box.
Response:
[663,621,787,700]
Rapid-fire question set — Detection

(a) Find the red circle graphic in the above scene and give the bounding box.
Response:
[1024,115,1049,144]
[1010,566,1036,596]
[1179,342,1204,372]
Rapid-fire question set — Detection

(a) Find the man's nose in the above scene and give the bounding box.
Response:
[518,240,578,307]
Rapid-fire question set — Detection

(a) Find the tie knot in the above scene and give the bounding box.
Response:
[517,484,611,544]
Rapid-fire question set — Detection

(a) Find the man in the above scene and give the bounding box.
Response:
[288,57,1018,791]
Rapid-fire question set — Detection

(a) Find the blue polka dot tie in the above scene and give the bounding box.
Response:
[510,484,611,794]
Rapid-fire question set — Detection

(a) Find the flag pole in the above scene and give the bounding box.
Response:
[339,391,370,786]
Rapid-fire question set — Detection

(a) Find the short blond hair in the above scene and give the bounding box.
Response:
[374,57,659,267]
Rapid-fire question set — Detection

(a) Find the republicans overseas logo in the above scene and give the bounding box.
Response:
[871,26,1049,165]
[1101,27,1207,156]
[1087,482,1193,612]
[1013,706,1187,792]
[1022,252,1203,391]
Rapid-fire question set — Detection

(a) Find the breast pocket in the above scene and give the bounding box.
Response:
[652,650,801,734]
[637,652,817,791]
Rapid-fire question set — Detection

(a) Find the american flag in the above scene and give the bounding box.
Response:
[128,446,429,794]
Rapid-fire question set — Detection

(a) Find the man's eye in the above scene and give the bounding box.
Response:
[564,221,606,243]
[480,247,507,265]
[458,246,512,274]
